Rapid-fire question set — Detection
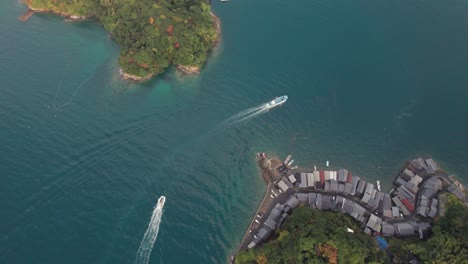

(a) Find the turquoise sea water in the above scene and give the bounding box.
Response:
[1,0,467,263]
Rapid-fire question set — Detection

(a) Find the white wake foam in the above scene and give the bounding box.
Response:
[135,196,165,264]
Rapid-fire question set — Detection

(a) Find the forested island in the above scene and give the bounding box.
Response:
[235,194,467,263]
[24,0,219,80]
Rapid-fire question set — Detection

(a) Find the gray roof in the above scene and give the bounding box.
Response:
[299,173,307,188]
[258,227,273,241]
[313,171,320,182]
[416,158,430,173]
[282,176,293,188]
[338,183,345,193]
[356,179,366,196]
[405,181,419,194]
[336,196,345,208]
[344,183,353,194]
[361,193,371,204]
[367,196,377,209]
[352,203,366,217]
[400,169,415,181]
[309,193,317,208]
[338,169,348,182]
[397,185,415,200]
[364,227,372,235]
[269,208,282,221]
[394,222,415,236]
[420,196,430,207]
[366,214,382,232]
[425,158,439,172]
[428,206,437,218]
[447,185,465,201]
[288,174,297,184]
[418,222,432,240]
[342,200,354,214]
[409,221,419,232]
[392,196,410,216]
[264,218,277,230]
[392,207,400,218]
[297,193,309,203]
[307,173,315,187]
[278,180,289,192]
[395,177,408,186]
[417,206,428,217]
[324,181,330,191]
[285,195,300,209]
[382,223,395,237]
[410,158,423,169]
[321,195,333,210]
[330,180,338,192]
[364,183,374,195]
[324,171,330,181]
[422,177,442,194]
[350,176,360,195]
[274,203,284,211]
[316,193,322,209]
[403,168,415,179]
[411,175,423,185]
[383,194,392,210]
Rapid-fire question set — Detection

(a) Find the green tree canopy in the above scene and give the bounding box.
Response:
[29,0,217,77]
[236,206,386,264]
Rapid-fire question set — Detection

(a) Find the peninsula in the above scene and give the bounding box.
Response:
[22,0,220,80]
[233,154,467,263]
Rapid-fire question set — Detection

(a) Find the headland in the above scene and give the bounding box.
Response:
[233,153,467,262]
[20,0,221,81]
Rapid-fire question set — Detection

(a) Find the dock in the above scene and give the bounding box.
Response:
[233,154,466,260]
[19,9,35,22]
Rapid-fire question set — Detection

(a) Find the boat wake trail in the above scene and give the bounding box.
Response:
[221,103,270,127]
[135,196,165,264]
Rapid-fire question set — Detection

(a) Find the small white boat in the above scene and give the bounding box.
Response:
[290,166,298,170]
[284,154,292,165]
[287,159,294,166]
[267,95,288,109]
[157,196,166,208]
[376,181,381,191]
[326,160,329,167]
[221,0,229,2]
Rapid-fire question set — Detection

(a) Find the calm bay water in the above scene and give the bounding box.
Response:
[1,0,467,263]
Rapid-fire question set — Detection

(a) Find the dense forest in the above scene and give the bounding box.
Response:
[237,194,467,264]
[236,206,386,264]
[28,0,218,78]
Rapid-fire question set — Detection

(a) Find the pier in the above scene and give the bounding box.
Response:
[18,9,35,22]
[233,154,466,259]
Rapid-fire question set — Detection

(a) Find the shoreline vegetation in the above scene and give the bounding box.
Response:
[22,0,221,81]
[234,154,467,264]
[236,196,467,264]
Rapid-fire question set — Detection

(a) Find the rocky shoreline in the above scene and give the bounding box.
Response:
[22,0,222,81]
[174,12,221,77]
[23,0,92,21]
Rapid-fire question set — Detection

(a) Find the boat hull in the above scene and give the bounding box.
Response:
[267,95,288,108]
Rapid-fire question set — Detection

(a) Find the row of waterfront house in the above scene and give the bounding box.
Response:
[246,157,465,249]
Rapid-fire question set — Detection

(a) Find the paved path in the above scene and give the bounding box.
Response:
[237,172,457,251]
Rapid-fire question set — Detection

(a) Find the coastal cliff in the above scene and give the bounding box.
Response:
[23,0,220,81]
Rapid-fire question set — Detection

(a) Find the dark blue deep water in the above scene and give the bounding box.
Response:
[1,0,467,263]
